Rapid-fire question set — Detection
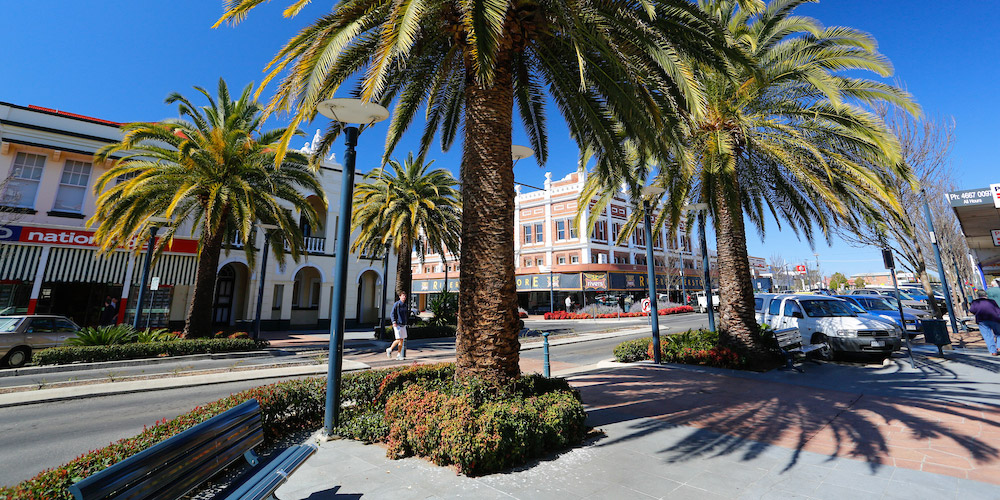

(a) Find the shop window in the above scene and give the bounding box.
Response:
[5,152,45,208]
[53,160,92,213]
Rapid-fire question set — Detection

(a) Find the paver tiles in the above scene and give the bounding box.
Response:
[575,363,1000,485]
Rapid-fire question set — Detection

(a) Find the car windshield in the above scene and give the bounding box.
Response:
[801,300,856,317]
[858,297,895,311]
[0,317,23,333]
[847,303,866,314]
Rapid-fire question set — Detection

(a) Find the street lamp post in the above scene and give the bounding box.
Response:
[377,241,391,339]
[318,98,389,435]
[641,185,665,364]
[539,264,554,313]
[253,224,279,341]
[679,267,686,306]
[921,189,959,333]
[132,216,170,330]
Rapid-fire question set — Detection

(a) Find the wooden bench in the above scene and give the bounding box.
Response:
[69,399,317,500]
[773,327,829,371]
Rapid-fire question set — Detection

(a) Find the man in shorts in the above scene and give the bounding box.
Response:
[387,292,409,360]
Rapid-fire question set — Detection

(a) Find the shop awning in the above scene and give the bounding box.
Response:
[0,244,41,281]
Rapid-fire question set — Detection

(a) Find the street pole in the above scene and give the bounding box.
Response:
[132,226,159,330]
[549,266,554,312]
[643,199,661,363]
[951,256,969,316]
[921,189,959,334]
[378,242,390,338]
[325,125,359,433]
[252,229,272,341]
[680,268,686,306]
[698,211,716,332]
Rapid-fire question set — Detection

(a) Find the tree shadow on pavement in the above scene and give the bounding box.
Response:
[572,362,1000,480]
[303,485,363,499]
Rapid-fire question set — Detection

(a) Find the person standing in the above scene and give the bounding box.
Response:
[387,292,409,360]
[99,296,117,325]
[565,295,573,312]
[969,290,1000,356]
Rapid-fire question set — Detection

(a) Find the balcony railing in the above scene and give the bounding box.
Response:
[303,236,326,253]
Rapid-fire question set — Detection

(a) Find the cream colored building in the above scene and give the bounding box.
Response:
[0,101,394,330]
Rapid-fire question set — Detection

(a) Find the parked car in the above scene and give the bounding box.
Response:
[695,290,721,314]
[0,315,81,368]
[756,294,901,359]
[836,295,925,338]
[897,286,946,311]
[851,288,930,312]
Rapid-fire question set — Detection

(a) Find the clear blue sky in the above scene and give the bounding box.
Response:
[0,0,992,277]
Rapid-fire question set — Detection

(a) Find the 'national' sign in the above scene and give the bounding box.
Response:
[0,225,198,253]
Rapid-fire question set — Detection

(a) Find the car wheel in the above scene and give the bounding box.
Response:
[810,333,835,361]
[3,347,31,368]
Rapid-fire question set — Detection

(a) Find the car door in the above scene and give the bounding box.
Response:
[51,318,79,346]
[0,318,27,354]
[25,318,57,348]
[781,300,803,331]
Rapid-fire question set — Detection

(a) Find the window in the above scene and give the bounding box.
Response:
[535,258,544,266]
[592,252,602,263]
[569,221,578,239]
[768,299,782,316]
[5,152,45,208]
[558,256,566,264]
[272,284,284,309]
[680,235,692,252]
[783,300,802,317]
[754,298,764,311]
[571,255,579,264]
[310,282,321,308]
[634,228,646,247]
[611,223,621,244]
[636,254,647,265]
[53,160,92,213]
[525,258,532,267]
[523,225,532,243]
[592,220,607,241]
[534,223,544,243]
[115,170,140,185]
[556,220,566,240]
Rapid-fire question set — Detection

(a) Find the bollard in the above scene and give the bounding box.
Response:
[543,331,551,378]
[400,340,406,360]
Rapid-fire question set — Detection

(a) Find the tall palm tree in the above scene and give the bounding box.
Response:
[587,0,918,364]
[90,79,324,338]
[216,0,757,383]
[351,153,461,300]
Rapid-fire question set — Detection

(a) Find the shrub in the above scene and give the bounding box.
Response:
[614,338,652,362]
[427,292,457,326]
[66,325,136,346]
[614,329,747,369]
[579,303,622,317]
[0,377,325,500]
[132,328,175,343]
[33,339,268,365]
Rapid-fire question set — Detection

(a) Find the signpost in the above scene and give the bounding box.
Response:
[641,298,651,313]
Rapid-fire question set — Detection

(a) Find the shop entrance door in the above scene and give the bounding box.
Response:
[213,265,235,325]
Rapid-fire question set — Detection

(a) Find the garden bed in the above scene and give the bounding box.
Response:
[33,338,268,365]
[544,305,693,320]
[1,364,588,499]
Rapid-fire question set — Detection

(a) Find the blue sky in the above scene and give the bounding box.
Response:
[0,0,992,277]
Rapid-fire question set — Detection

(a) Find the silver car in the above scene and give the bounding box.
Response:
[0,315,81,368]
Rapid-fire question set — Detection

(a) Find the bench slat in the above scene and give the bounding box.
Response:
[223,444,317,500]
[70,400,263,500]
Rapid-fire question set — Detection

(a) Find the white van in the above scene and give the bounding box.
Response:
[695,290,721,314]
[755,294,901,359]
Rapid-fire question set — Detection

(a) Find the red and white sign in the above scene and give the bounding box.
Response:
[0,225,198,254]
[991,184,1000,209]
[795,265,807,275]
[992,229,1000,247]
[641,298,651,313]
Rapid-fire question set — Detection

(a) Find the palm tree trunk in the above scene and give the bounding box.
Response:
[395,235,412,299]
[455,54,520,385]
[184,229,227,338]
[713,183,774,364]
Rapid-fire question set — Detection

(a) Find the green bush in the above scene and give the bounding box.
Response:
[613,330,747,369]
[33,338,268,365]
[614,338,653,362]
[0,377,325,500]
[66,325,176,346]
[378,324,457,341]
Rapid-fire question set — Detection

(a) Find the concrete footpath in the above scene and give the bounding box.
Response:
[277,350,1000,500]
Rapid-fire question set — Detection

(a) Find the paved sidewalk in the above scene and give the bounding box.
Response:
[277,351,1000,499]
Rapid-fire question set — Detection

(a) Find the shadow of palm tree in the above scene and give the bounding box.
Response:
[572,362,1000,479]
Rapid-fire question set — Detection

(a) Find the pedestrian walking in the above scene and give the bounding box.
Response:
[386,292,409,360]
[99,296,118,325]
[969,290,1000,356]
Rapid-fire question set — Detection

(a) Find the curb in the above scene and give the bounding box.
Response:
[1,349,295,378]
[0,360,370,408]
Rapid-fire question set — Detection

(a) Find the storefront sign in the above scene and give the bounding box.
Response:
[992,230,1000,247]
[583,272,608,290]
[947,187,995,207]
[415,278,459,292]
[0,225,198,253]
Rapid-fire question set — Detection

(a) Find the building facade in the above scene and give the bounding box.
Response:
[411,168,717,313]
[0,101,395,330]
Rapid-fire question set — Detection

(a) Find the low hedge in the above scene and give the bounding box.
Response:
[546,305,694,320]
[613,329,746,369]
[377,324,457,341]
[3,364,588,498]
[32,338,268,365]
[0,377,325,500]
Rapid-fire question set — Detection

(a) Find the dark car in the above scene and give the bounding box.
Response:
[0,315,81,368]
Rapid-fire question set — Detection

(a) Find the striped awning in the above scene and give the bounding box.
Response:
[132,253,198,286]
[0,244,42,281]
[44,247,131,283]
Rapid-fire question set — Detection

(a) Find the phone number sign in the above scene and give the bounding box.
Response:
[947,186,1000,207]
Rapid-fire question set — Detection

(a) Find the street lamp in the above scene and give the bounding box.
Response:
[252,223,280,341]
[684,203,715,332]
[377,240,391,339]
[133,216,171,330]
[318,98,389,435]
[641,185,665,364]
[511,145,534,164]
[539,264,554,313]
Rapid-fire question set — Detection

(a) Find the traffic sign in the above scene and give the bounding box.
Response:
[795,265,807,275]
[991,184,1000,208]
[150,277,160,291]
[992,230,1000,247]
[641,298,651,313]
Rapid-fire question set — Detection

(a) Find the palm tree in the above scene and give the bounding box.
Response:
[90,79,324,338]
[588,0,918,364]
[216,0,759,383]
[351,153,461,301]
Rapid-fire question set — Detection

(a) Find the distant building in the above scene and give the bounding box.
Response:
[848,272,918,288]
[0,102,394,329]
[410,167,765,313]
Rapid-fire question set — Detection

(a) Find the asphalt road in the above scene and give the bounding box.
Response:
[0,313,710,487]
